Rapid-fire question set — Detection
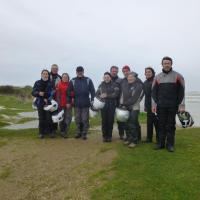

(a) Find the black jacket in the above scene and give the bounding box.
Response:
[68,76,95,108]
[96,81,119,105]
[49,72,61,89]
[32,79,53,108]
[119,78,143,111]
[152,68,185,109]
[143,77,154,111]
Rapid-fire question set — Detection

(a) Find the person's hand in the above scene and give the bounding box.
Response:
[100,93,107,98]
[66,104,71,109]
[144,107,147,112]
[152,106,157,114]
[178,105,185,113]
[44,99,48,104]
[119,104,126,109]
[39,91,44,96]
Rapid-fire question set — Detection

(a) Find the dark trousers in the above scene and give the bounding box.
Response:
[38,108,52,135]
[75,107,89,136]
[59,107,72,134]
[117,121,126,138]
[125,110,139,144]
[51,110,58,132]
[157,107,177,147]
[101,101,116,139]
[147,110,159,142]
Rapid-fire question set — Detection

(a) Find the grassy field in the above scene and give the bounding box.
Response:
[90,128,200,200]
[2,94,199,199]
[0,95,33,127]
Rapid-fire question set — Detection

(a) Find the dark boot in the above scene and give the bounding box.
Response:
[154,144,165,150]
[167,145,174,152]
[82,132,87,140]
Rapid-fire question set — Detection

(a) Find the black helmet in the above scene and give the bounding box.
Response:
[177,111,194,128]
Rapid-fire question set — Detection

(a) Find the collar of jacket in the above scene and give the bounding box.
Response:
[162,67,172,74]
[112,76,118,81]
[76,76,85,80]
[147,76,154,81]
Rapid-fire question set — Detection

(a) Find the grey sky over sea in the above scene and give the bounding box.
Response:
[0,0,199,91]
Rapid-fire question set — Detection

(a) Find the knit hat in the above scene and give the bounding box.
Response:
[122,65,130,71]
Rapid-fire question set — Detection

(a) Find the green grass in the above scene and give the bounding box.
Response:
[139,112,147,123]
[0,95,33,127]
[0,113,101,138]
[0,95,32,114]
[91,128,200,200]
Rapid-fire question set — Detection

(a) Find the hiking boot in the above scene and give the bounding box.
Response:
[167,146,174,152]
[128,143,136,148]
[103,138,107,142]
[154,144,165,150]
[49,132,55,138]
[119,136,124,140]
[82,135,87,140]
[124,140,130,145]
[61,132,68,138]
[145,139,152,143]
[75,134,81,139]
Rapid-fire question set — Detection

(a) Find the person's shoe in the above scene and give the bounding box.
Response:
[124,140,130,145]
[38,134,44,139]
[119,136,124,140]
[75,134,81,139]
[167,146,174,152]
[61,132,68,138]
[107,138,112,142]
[82,135,87,140]
[154,144,165,150]
[49,131,56,138]
[128,143,136,148]
[145,139,152,143]
[103,138,107,142]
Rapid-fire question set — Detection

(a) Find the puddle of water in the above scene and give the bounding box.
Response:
[18,111,38,118]
[2,120,38,130]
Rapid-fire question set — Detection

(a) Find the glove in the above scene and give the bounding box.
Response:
[90,101,94,106]
[119,104,127,109]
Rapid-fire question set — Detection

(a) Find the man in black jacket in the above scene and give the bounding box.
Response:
[143,67,159,143]
[152,57,185,152]
[67,66,95,140]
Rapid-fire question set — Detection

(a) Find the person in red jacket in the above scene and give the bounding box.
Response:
[56,73,73,138]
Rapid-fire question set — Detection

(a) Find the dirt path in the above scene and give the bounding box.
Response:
[0,125,147,200]
[0,130,118,200]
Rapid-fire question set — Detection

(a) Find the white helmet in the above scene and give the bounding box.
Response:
[52,110,64,123]
[92,97,105,110]
[44,100,58,112]
[115,107,130,122]
[89,108,98,118]
[32,98,37,110]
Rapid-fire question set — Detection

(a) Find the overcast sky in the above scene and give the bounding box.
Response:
[0,0,199,91]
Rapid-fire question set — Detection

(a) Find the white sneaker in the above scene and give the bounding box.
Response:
[128,143,136,148]
[124,141,130,145]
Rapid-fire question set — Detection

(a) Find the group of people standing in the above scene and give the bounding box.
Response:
[32,56,185,152]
